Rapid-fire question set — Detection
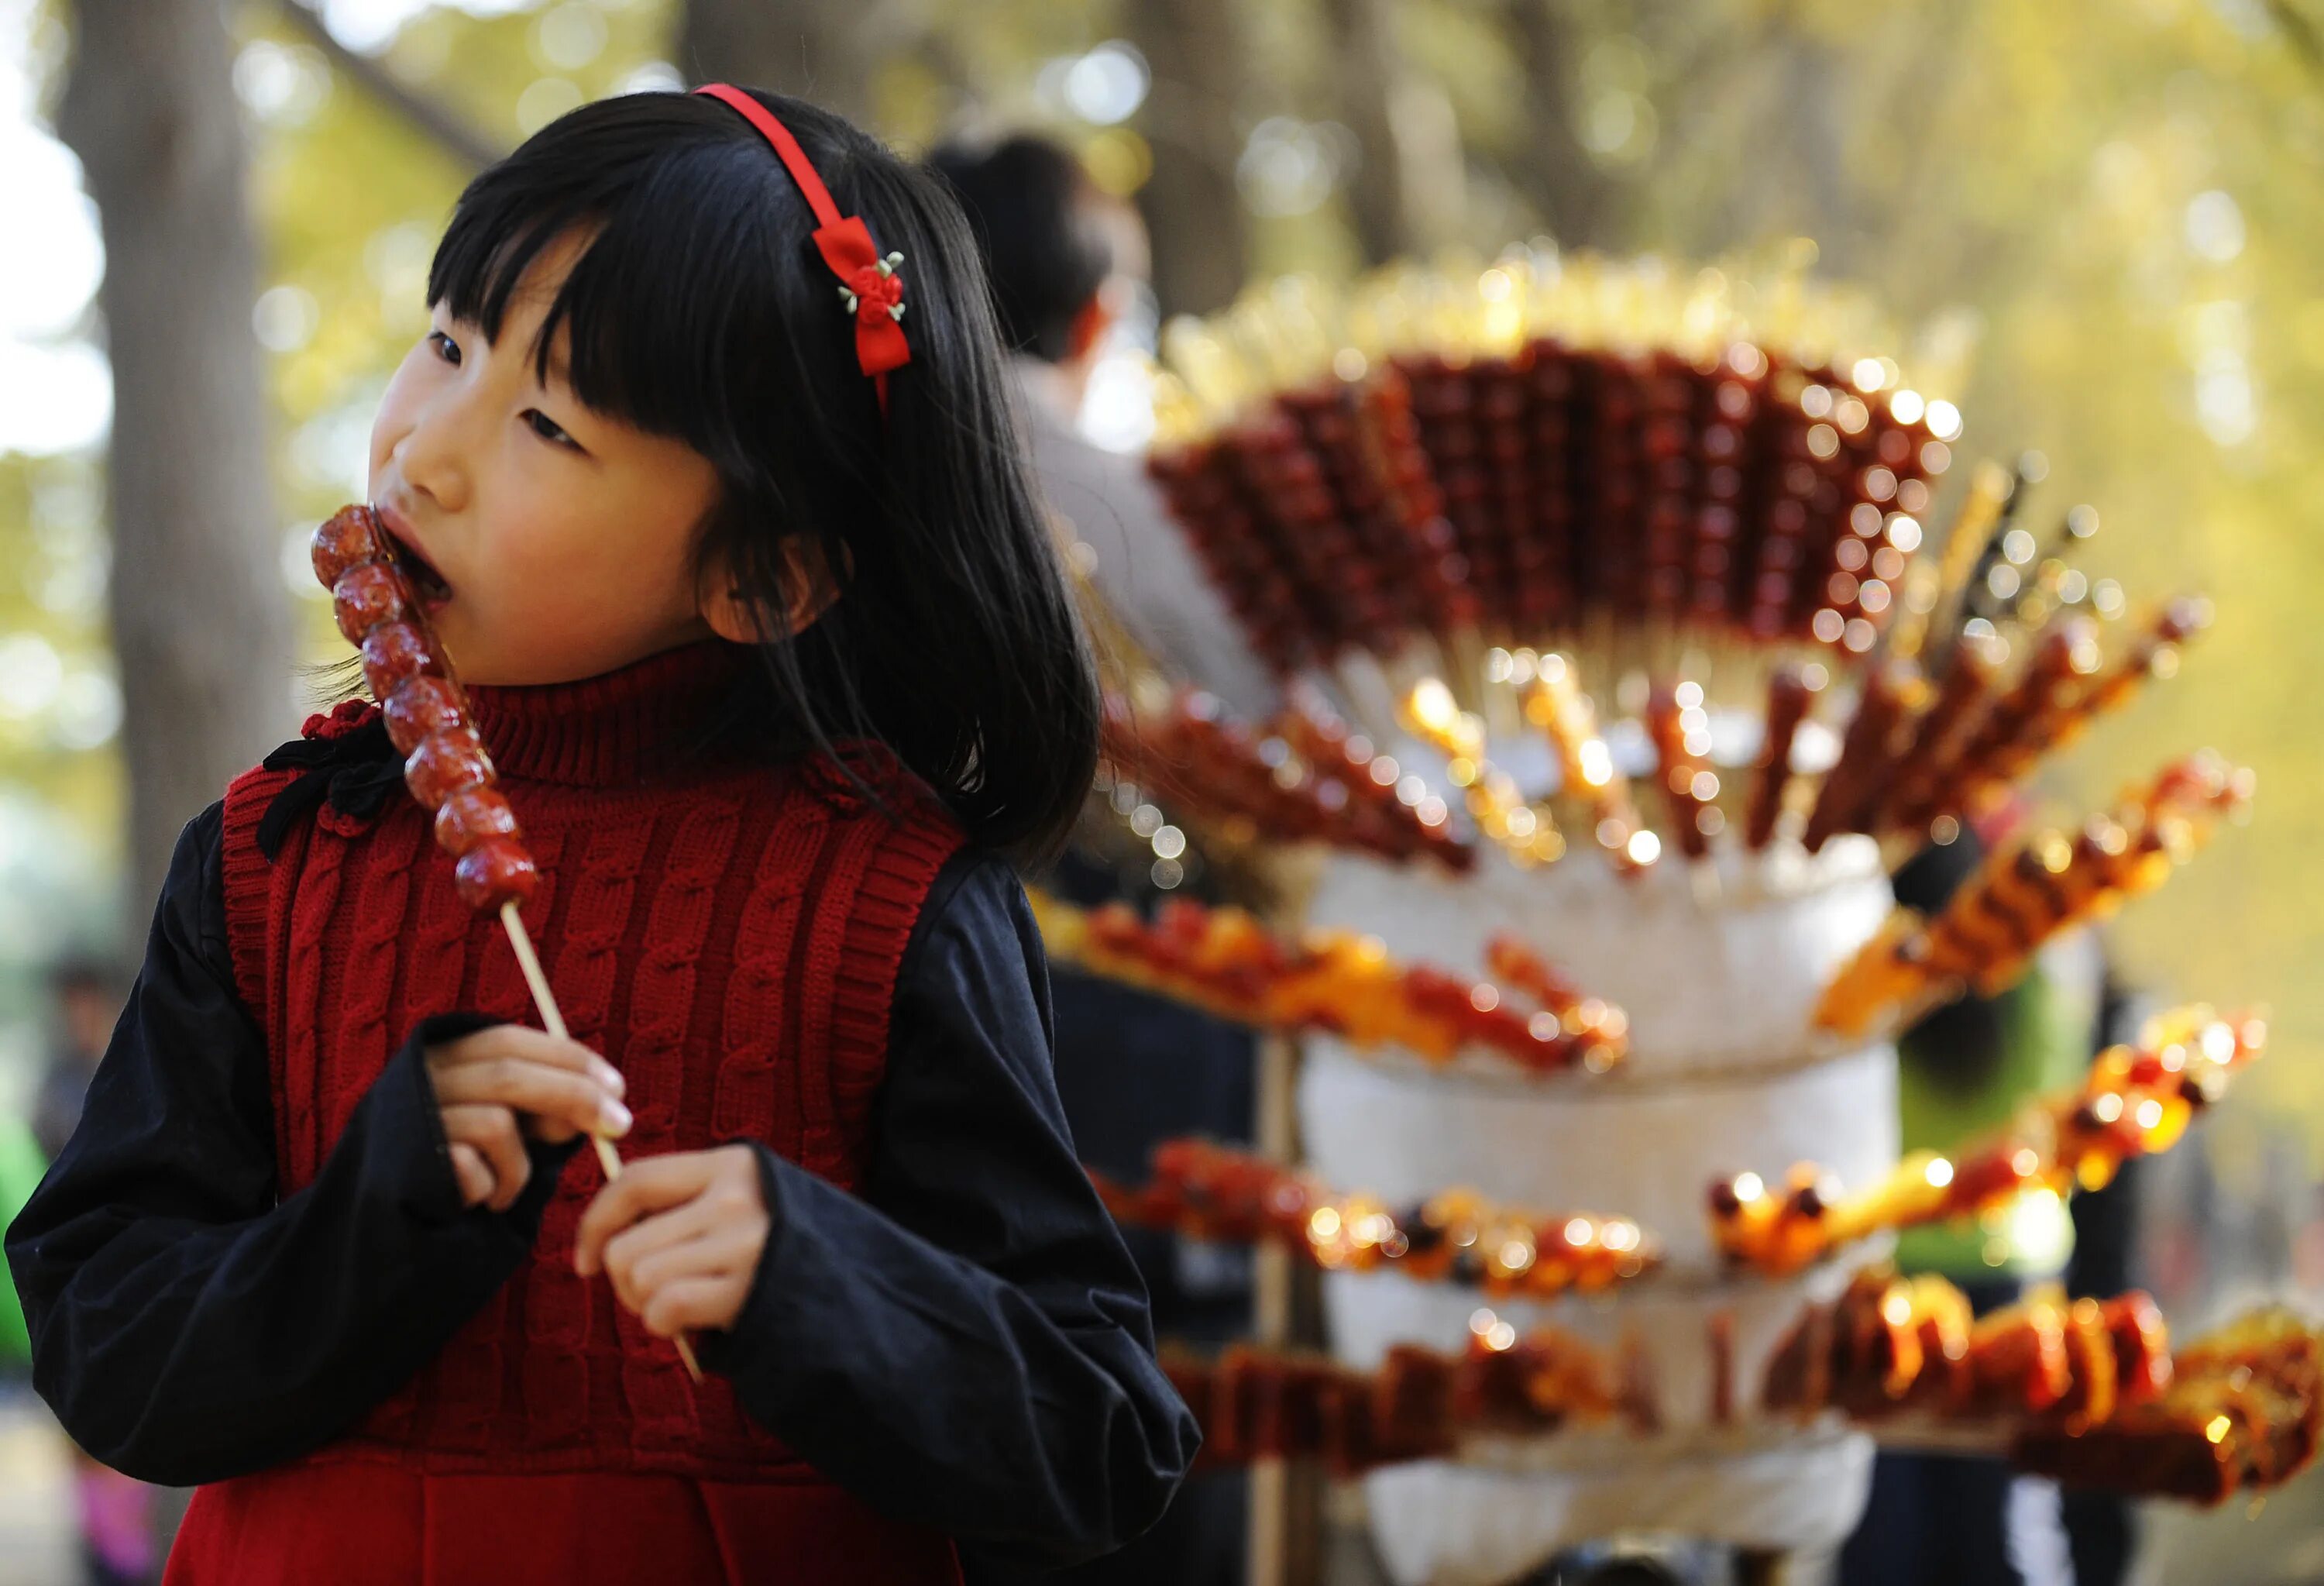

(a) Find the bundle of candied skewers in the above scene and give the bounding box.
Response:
[1761,1263,2172,1432]
[1097,1003,2257,1297]
[2016,1307,2324,1504]
[1064,250,2290,1564]
[1816,754,2252,1037]
[1714,1004,2267,1276]
[1768,1270,2324,1505]
[1147,254,1954,682]
[1162,1320,1625,1476]
[1094,256,2245,1078]
[1029,888,1627,1075]
[1161,1267,2322,1505]
[1100,254,2231,920]
[1094,1137,1657,1299]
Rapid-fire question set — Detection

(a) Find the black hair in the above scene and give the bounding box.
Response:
[923,135,1113,364]
[428,89,1099,865]
[47,952,120,997]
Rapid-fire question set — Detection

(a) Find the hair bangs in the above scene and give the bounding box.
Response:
[425,99,816,452]
[534,189,775,449]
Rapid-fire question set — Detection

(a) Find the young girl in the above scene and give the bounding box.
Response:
[8,86,1196,1584]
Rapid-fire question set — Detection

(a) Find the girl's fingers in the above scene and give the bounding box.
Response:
[600,1199,706,1302]
[573,1153,723,1275]
[431,1058,631,1144]
[440,1103,531,1212]
[429,1024,625,1092]
[627,1220,762,1302]
[447,1142,497,1209]
[597,1195,729,1302]
[640,1275,749,1340]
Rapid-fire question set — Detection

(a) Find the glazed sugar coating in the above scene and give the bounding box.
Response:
[360,621,440,703]
[311,503,540,915]
[383,675,466,758]
[454,838,538,911]
[435,784,520,856]
[332,562,409,645]
[404,725,494,809]
[311,504,385,587]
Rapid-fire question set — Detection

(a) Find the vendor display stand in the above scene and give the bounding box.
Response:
[1046,250,2297,1585]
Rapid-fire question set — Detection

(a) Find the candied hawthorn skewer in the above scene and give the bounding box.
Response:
[1096,1137,1659,1300]
[1029,888,1627,1075]
[1103,688,1474,872]
[1803,662,1919,853]
[1896,619,2103,834]
[1519,652,1648,870]
[314,508,545,910]
[2013,1307,2323,1504]
[1401,679,1564,868]
[1868,633,2004,840]
[1762,1264,2171,1431]
[1815,755,2253,1037]
[314,504,696,1374]
[1746,663,1818,850]
[1713,1007,2264,1276]
[1647,683,1720,858]
[1163,1322,1620,1473]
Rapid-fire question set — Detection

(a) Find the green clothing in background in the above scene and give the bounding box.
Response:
[0,1116,43,1365]
[1893,963,2093,1282]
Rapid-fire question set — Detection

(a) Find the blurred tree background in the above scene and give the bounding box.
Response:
[0,0,2316,1161]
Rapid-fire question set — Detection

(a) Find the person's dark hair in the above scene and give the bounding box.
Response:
[923,136,1112,363]
[46,953,119,999]
[428,89,1099,865]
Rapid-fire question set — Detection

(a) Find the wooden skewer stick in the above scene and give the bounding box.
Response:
[500,900,704,1382]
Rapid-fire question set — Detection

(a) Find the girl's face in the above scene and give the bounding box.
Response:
[368,231,724,686]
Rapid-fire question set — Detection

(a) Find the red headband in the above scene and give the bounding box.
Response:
[694,82,910,414]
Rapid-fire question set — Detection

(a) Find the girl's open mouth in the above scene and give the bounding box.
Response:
[382,527,454,610]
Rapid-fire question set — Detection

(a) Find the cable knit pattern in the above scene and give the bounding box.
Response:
[217,641,964,1481]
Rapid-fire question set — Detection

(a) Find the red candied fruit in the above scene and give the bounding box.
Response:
[360,621,439,703]
[404,726,493,808]
[454,838,537,912]
[434,784,520,857]
[311,504,384,588]
[333,561,411,645]
[383,676,467,758]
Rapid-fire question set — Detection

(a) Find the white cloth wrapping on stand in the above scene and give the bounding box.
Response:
[1297,842,1902,1581]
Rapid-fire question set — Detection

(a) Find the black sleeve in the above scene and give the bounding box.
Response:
[4,803,573,1485]
[701,850,1199,1570]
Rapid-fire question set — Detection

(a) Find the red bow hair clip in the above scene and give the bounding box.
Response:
[694,83,911,414]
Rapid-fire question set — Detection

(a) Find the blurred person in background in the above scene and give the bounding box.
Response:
[29,955,160,1586]
[927,132,1274,720]
[33,957,126,1165]
[1839,824,2105,1586]
[930,132,1270,1584]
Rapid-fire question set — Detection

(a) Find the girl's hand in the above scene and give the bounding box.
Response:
[573,1146,768,1338]
[424,1024,631,1213]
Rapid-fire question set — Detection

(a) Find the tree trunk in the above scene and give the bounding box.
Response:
[1508,0,1621,249]
[1323,0,1465,264]
[1125,0,1250,317]
[60,0,292,916]
[676,0,888,127]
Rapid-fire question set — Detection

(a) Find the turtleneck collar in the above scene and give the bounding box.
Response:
[466,639,758,787]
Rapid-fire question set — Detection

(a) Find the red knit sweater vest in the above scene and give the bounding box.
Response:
[215,641,961,1481]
